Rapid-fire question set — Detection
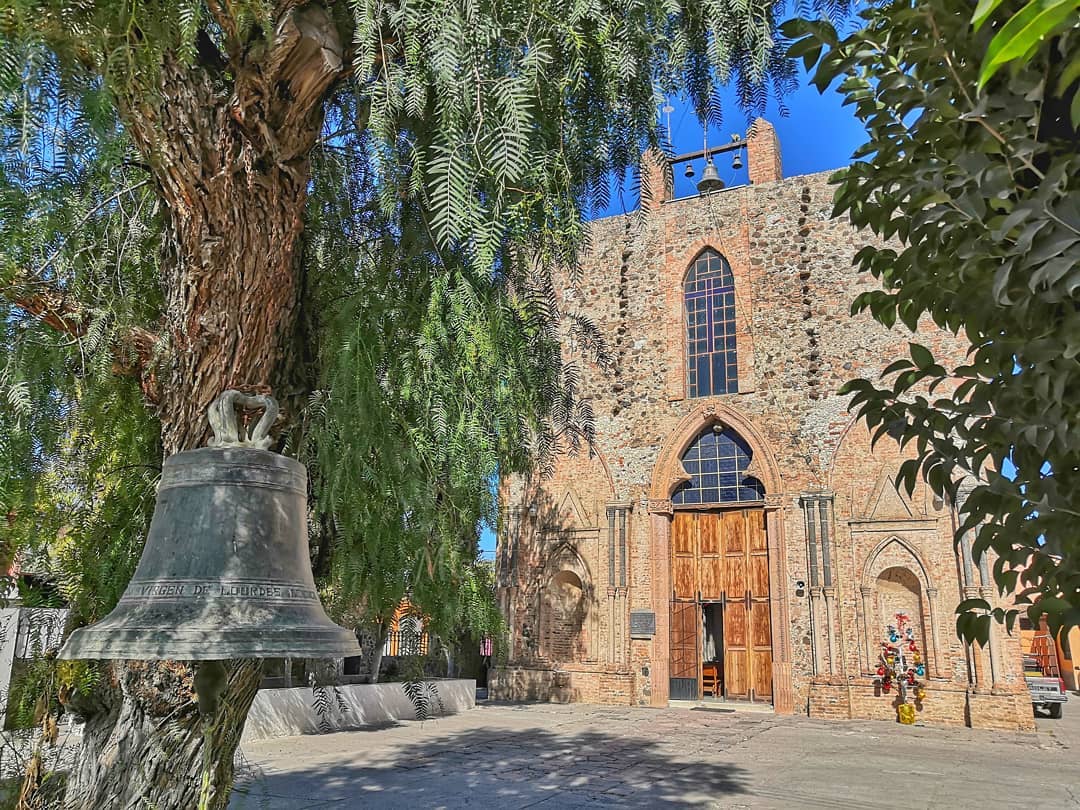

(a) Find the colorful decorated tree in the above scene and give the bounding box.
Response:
[873,612,927,724]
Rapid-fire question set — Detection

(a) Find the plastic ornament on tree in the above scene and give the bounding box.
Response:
[872,612,927,724]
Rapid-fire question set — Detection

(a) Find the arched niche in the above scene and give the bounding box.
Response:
[875,566,928,662]
[535,544,596,665]
[859,536,942,678]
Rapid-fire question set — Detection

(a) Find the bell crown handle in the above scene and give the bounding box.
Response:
[207,390,279,450]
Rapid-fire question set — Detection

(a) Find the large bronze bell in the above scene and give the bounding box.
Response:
[59,391,361,661]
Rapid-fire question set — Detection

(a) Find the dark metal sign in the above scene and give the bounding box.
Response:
[630,610,656,638]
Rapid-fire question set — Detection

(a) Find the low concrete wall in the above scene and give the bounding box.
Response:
[241,679,476,742]
[0,721,82,779]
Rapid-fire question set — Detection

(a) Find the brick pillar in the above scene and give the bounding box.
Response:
[925,587,944,678]
[823,586,839,674]
[859,586,874,673]
[765,499,794,714]
[747,118,783,185]
[809,586,825,674]
[640,148,673,212]
[648,503,673,706]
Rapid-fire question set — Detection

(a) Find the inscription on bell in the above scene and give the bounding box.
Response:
[133,582,318,600]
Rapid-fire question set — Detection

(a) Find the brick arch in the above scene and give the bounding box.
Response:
[588,444,619,502]
[673,237,735,277]
[827,414,862,489]
[829,415,927,518]
[681,244,733,283]
[861,535,935,593]
[648,403,783,502]
[539,444,617,529]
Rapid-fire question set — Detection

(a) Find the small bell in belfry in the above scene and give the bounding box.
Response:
[59,390,361,662]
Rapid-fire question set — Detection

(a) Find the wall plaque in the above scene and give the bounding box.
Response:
[630,610,656,638]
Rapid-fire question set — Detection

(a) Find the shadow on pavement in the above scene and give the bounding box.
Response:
[231,723,749,809]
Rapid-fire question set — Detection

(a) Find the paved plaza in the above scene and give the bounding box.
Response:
[231,701,1079,809]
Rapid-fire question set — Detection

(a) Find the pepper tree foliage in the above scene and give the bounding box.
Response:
[1,0,850,658]
[784,0,1080,641]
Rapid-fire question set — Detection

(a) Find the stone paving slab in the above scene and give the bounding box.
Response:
[230,702,1079,809]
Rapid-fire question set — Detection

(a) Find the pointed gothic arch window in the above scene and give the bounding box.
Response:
[672,426,764,506]
[684,248,738,397]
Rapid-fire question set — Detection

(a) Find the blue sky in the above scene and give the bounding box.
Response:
[597,64,870,217]
[478,66,868,559]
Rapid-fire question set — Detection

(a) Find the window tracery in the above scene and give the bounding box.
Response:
[685,249,738,397]
[672,426,764,506]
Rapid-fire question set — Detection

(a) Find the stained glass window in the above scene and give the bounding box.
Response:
[672,427,765,506]
[684,249,738,397]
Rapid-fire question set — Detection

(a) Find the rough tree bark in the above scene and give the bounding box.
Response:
[61,661,262,810]
[368,624,390,685]
[57,7,345,809]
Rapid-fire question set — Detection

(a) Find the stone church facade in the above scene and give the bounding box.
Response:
[492,120,1034,731]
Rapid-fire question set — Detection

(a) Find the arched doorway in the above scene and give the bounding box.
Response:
[648,405,790,709]
[669,425,770,702]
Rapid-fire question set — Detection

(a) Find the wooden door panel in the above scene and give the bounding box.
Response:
[698,514,723,600]
[724,602,747,647]
[698,514,720,554]
[722,510,747,600]
[724,557,746,598]
[672,513,695,553]
[699,561,723,601]
[752,651,773,699]
[670,601,699,680]
[673,558,696,601]
[751,602,771,648]
[672,513,696,600]
[748,509,769,599]
[748,510,767,552]
[725,650,749,699]
[748,555,769,599]
[721,510,746,553]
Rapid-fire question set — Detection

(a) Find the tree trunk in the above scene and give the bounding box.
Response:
[368,624,390,685]
[62,8,344,809]
[64,661,261,810]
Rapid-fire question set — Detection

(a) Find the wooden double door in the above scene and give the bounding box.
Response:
[670,508,773,702]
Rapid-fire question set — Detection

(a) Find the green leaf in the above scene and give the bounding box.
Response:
[972,0,1008,31]
[956,598,992,614]
[978,0,1080,89]
[909,343,935,370]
